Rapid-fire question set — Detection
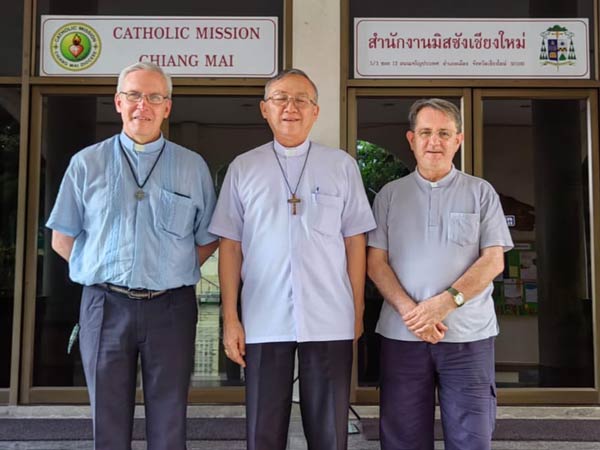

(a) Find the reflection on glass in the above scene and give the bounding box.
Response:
[483,98,593,388]
[34,95,121,386]
[0,88,20,387]
[171,95,272,387]
[356,96,461,386]
[357,140,410,204]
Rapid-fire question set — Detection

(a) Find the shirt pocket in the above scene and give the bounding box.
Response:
[448,212,480,246]
[159,189,196,239]
[311,192,343,236]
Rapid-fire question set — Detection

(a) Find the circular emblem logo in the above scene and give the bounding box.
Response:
[51,22,101,72]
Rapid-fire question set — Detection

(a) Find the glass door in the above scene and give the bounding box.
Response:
[21,86,271,403]
[474,89,600,403]
[347,88,471,402]
[349,87,600,404]
[169,88,272,402]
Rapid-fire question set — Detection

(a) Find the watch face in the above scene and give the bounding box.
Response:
[455,293,465,306]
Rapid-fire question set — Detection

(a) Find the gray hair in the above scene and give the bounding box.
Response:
[264,68,319,103]
[117,62,173,97]
[408,98,462,132]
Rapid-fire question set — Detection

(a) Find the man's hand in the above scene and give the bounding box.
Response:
[219,238,245,367]
[402,292,455,336]
[416,322,448,344]
[223,318,246,368]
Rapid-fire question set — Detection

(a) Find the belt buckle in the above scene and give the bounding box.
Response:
[126,288,151,300]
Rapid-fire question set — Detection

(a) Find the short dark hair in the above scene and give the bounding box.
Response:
[408,98,462,132]
[264,68,319,103]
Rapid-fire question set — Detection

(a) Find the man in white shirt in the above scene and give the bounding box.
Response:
[209,68,375,450]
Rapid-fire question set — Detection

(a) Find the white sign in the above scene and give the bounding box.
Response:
[41,15,278,77]
[355,18,589,79]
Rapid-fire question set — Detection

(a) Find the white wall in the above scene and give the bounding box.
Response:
[293,0,340,149]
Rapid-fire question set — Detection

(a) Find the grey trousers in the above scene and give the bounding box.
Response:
[79,285,197,450]
[244,340,353,450]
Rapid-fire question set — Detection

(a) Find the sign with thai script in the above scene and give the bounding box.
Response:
[41,16,278,77]
[355,18,589,79]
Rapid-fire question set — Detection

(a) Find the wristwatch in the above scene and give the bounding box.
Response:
[447,287,465,307]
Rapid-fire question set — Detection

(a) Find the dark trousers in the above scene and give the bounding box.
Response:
[380,336,497,450]
[79,285,197,450]
[245,340,353,450]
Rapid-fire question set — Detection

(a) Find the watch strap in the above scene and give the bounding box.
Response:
[446,286,460,297]
[446,286,464,307]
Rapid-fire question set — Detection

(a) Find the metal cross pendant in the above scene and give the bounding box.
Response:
[135,189,145,200]
[288,193,301,215]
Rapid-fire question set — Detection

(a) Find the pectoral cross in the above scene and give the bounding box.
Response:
[288,194,301,215]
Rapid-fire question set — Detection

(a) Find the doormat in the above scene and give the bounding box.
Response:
[0,418,246,441]
[360,418,600,441]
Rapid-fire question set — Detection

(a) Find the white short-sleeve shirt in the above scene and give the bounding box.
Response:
[368,167,514,343]
[209,140,376,343]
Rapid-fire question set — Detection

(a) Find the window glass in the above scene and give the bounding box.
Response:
[0,88,20,388]
[34,95,120,386]
[483,98,593,388]
[0,2,23,75]
[170,95,272,388]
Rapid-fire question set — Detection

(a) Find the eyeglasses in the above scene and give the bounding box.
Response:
[119,91,170,105]
[265,94,317,109]
[415,129,457,141]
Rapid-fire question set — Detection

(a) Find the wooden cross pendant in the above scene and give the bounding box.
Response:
[288,193,301,215]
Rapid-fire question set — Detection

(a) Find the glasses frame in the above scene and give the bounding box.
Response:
[414,128,459,141]
[118,91,171,105]
[265,94,317,108]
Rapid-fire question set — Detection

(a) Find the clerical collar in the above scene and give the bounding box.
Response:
[414,165,457,189]
[273,139,310,158]
[119,132,165,154]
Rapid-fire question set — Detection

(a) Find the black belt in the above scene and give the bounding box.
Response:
[97,283,168,300]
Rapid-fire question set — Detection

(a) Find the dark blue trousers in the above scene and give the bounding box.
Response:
[380,336,496,450]
[245,340,353,450]
[79,285,197,450]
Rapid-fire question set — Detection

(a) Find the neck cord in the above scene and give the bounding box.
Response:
[272,142,312,197]
[118,138,166,200]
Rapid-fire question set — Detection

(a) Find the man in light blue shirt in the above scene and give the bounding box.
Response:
[46,62,217,450]
[209,69,375,450]
[368,98,513,450]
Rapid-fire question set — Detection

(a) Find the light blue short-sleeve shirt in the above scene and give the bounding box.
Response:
[46,132,217,290]
[209,140,376,343]
[368,167,513,343]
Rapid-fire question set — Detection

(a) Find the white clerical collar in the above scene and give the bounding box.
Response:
[273,139,310,158]
[414,165,457,189]
[119,132,165,154]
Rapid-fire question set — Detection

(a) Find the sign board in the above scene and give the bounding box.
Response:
[41,15,278,77]
[355,18,589,79]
